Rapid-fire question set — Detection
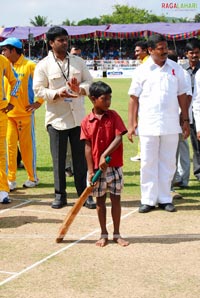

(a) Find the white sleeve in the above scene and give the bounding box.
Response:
[183,69,192,96]
[128,67,142,97]
[33,61,57,102]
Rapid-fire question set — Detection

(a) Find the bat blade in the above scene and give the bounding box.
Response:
[55,156,111,243]
[56,185,93,243]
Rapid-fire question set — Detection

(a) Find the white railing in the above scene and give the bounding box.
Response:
[85,59,140,71]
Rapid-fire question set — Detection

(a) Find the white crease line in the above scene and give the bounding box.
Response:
[0,271,18,275]
[0,200,33,215]
[9,208,98,219]
[13,208,71,216]
[10,207,136,217]
[0,207,138,287]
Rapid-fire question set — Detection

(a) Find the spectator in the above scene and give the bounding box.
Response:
[0,37,43,190]
[70,44,82,57]
[0,54,18,203]
[128,34,190,213]
[182,39,200,182]
[33,26,96,209]
[193,69,200,141]
[134,40,149,62]
[168,50,192,189]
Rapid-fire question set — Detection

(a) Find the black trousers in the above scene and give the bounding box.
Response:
[47,125,87,200]
[190,121,200,180]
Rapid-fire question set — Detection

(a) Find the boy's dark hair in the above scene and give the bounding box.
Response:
[89,81,112,98]
[135,40,148,50]
[147,34,167,49]
[46,26,68,42]
[185,38,200,52]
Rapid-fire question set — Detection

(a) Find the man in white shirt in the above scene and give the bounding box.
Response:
[193,69,200,141]
[128,34,190,213]
[33,26,96,209]
[167,51,192,189]
[182,39,200,181]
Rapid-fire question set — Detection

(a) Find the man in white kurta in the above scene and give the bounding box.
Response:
[128,34,190,213]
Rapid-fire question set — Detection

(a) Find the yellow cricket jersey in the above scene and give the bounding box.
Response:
[142,55,149,63]
[0,55,18,109]
[5,54,44,117]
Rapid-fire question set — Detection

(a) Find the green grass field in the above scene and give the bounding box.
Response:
[14,78,200,202]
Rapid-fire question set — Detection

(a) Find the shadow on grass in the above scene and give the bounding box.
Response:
[37,166,53,172]
[8,182,76,190]
[126,234,200,244]
[124,171,140,176]
[9,192,78,200]
[173,180,200,198]
[124,182,139,188]
[35,181,76,188]
[174,198,200,210]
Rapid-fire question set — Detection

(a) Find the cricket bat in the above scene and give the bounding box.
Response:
[56,156,111,243]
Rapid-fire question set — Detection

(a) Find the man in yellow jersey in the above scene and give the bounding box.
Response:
[0,54,19,203]
[130,41,149,162]
[134,40,149,64]
[0,37,44,190]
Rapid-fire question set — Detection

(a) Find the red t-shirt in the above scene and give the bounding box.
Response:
[81,109,127,169]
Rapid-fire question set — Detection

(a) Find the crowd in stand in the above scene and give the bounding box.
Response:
[23,38,188,61]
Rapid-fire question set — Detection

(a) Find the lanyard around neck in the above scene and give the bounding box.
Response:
[53,52,70,82]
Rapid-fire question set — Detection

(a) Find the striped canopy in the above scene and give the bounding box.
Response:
[0,23,200,41]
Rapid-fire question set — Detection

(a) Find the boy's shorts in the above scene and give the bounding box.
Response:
[90,166,124,198]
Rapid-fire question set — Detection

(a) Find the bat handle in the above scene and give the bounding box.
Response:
[91,156,111,185]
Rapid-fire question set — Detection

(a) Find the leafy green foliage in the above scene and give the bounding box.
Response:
[78,18,100,26]
[30,15,50,26]
[100,5,167,24]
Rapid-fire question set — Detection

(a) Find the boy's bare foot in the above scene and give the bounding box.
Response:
[96,235,108,247]
[113,234,129,246]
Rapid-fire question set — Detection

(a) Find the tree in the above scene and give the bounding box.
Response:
[62,19,76,26]
[30,15,50,26]
[78,18,100,26]
[99,4,168,24]
[194,13,200,22]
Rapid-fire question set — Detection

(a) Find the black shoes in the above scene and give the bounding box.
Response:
[51,196,96,209]
[84,196,96,209]
[158,203,176,212]
[51,198,67,209]
[139,203,176,213]
[139,204,155,213]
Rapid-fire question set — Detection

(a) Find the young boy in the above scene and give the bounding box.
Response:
[81,81,129,247]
